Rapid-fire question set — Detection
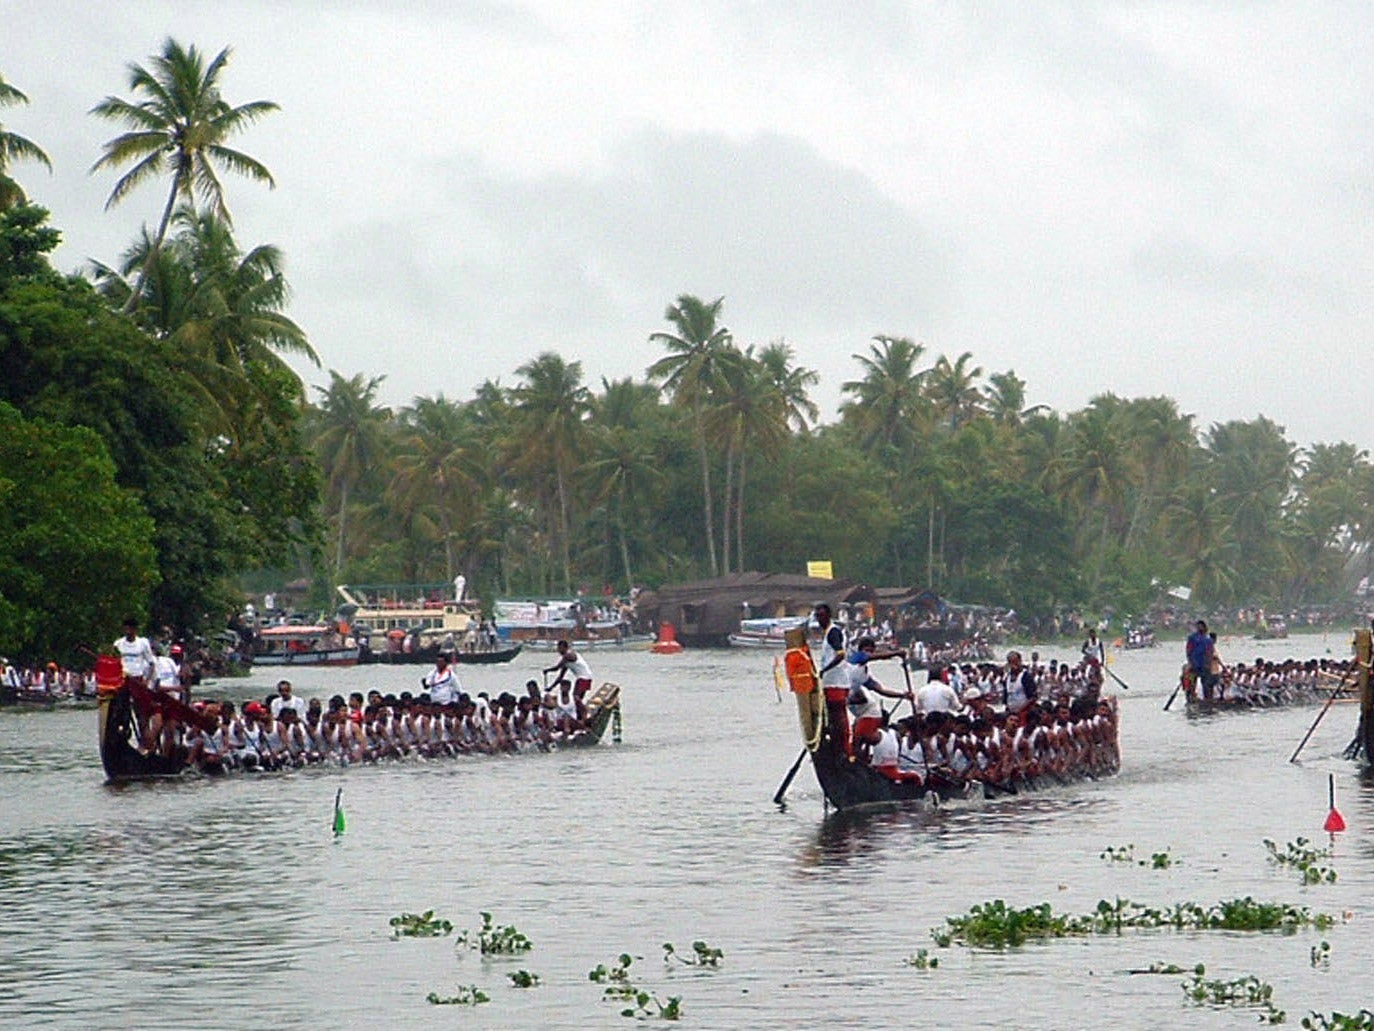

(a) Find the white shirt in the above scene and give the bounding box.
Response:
[153,655,181,692]
[818,625,848,690]
[114,635,155,679]
[870,727,899,769]
[270,695,308,718]
[917,681,961,714]
[424,666,458,705]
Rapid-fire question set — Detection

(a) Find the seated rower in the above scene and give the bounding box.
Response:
[845,635,912,755]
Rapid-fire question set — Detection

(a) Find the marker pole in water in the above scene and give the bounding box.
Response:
[332,786,346,837]
[1323,773,1345,834]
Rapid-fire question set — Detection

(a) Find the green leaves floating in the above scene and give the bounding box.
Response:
[1264,838,1338,885]
[389,910,453,938]
[456,911,532,955]
[1181,970,1284,1024]
[426,986,489,1006]
[934,896,1334,948]
[662,940,723,967]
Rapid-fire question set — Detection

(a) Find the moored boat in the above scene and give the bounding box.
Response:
[360,643,523,666]
[252,625,359,667]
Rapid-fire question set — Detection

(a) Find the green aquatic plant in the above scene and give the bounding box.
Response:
[1181,971,1284,1023]
[1310,940,1331,968]
[1264,838,1337,885]
[663,940,723,967]
[426,985,489,1005]
[508,970,540,988]
[934,896,1334,948]
[1301,1011,1374,1031]
[1099,844,1174,869]
[455,911,532,954]
[590,953,636,984]
[902,948,939,969]
[389,910,452,938]
[591,953,681,1020]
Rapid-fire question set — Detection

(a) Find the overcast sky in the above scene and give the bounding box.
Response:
[7,2,1372,449]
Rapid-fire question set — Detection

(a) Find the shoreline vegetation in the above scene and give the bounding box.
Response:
[3,42,1374,670]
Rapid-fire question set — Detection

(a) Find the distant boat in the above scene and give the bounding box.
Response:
[251,625,359,667]
[361,643,523,666]
[493,599,650,650]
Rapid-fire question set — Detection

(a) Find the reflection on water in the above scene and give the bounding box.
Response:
[2,639,1373,1027]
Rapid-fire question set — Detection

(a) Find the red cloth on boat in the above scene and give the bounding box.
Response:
[127,679,218,734]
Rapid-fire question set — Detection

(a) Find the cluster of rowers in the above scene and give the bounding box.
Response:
[825,651,1121,790]
[1184,656,1356,706]
[160,679,597,772]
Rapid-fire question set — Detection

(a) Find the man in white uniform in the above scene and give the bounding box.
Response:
[152,646,184,700]
[114,618,155,682]
[422,654,459,705]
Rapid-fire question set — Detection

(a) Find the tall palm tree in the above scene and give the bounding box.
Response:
[510,352,591,595]
[311,371,392,582]
[0,73,51,209]
[90,39,278,313]
[1056,398,1134,595]
[648,294,740,576]
[983,369,1046,428]
[756,340,820,433]
[839,334,929,456]
[391,395,481,581]
[92,207,316,438]
[925,351,985,430]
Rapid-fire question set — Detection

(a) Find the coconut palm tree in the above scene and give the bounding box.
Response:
[311,371,393,582]
[391,395,482,581]
[925,351,985,430]
[90,39,277,313]
[92,208,316,437]
[983,369,1046,428]
[510,352,591,595]
[0,73,51,209]
[648,294,740,576]
[839,334,929,457]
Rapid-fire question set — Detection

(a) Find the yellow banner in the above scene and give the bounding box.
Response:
[806,561,833,580]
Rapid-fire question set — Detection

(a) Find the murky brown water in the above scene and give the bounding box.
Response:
[2,633,1372,1028]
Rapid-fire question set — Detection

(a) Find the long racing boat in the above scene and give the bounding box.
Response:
[95,657,622,783]
[776,629,1119,811]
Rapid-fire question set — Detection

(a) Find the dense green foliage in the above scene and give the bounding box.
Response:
[310,309,1374,619]
[0,403,157,663]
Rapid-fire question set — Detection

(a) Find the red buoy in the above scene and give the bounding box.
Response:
[650,621,684,655]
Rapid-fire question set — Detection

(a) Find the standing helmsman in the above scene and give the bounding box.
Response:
[1185,620,1217,700]
[814,603,853,754]
[114,618,155,685]
[1002,651,1038,714]
[423,653,459,706]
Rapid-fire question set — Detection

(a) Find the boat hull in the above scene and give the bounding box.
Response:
[251,647,359,667]
[361,644,523,666]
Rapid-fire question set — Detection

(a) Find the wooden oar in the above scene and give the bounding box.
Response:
[1289,667,1357,763]
[773,748,807,805]
[1103,665,1130,691]
[1162,674,1185,712]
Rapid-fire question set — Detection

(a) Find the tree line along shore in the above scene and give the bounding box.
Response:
[2,42,1372,668]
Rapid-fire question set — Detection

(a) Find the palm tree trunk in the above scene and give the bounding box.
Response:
[556,465,572,596]
[736,451,747,573]
[927,504,935,587]
[617,484,634,589]
[693,400,718,576]
[333,478,349,583]
[123,178,180,315]
[721,441,734,574]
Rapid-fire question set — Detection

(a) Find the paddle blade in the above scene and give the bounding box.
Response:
[333,787,346,836]
[1323,808,1345,833]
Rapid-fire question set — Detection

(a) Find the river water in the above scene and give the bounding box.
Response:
[2,632,1372,1029]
